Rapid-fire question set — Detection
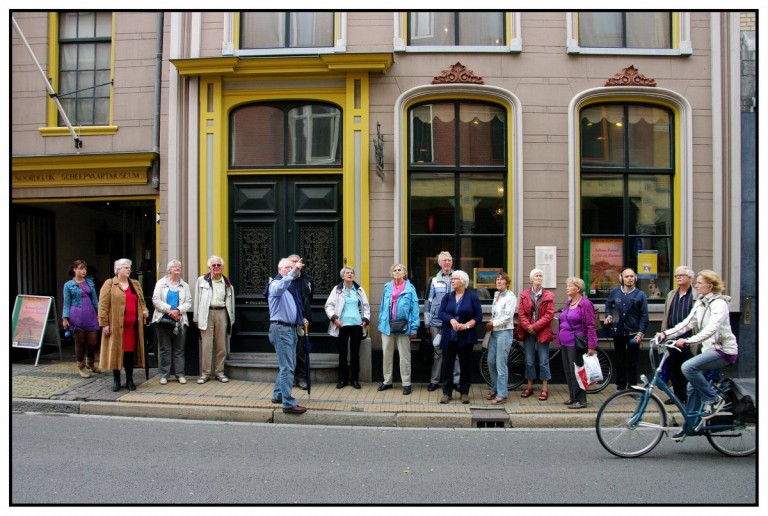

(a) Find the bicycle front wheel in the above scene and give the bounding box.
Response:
[595,390,667,458]
[706,421,757,457]
[586,347,613,394]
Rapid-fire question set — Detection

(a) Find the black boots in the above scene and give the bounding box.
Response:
[125,371,136,391]
[112,370,121,392]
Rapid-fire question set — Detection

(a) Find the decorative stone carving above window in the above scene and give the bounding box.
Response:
[605,65,656,87]
[432,62,484,85]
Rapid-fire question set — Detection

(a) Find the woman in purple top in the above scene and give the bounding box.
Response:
[557,277,598,409]
[62,259,101,378]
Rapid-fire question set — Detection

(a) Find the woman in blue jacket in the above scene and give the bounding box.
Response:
[438,270,483,404]
[62,259,101,378]
[377,263,420,395]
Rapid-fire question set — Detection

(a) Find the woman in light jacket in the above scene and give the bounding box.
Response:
[656,270,738,439]
[484,272,517,404]
[377,263,420,395]
[151,260,193,385]
[99,258,149,392]
[325,266,371,390]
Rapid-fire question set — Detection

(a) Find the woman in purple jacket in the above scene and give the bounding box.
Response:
[557,277,598,409]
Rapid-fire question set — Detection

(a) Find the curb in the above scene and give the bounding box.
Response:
[13,398,599,429]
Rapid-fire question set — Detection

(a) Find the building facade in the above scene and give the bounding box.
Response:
[11,11,756,379]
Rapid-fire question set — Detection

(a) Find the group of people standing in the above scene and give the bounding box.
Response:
[63,252,737,422]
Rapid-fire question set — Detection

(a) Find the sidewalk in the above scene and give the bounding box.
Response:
[11,348,664,429]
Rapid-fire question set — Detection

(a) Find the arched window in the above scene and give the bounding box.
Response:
[407,100,507,298]
[230,102,342,168]
[580,102,674,299]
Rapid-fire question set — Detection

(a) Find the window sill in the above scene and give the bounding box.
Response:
[567,46,692,56]
[39,126,119,137]
[397,45,522,54]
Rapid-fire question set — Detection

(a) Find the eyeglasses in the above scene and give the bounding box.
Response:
[211,264,223,268]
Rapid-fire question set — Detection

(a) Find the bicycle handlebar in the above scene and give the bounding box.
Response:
[649,336,682,352]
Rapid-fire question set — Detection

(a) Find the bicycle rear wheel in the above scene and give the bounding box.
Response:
[595,390,667,458]
[586,347,613,394]
[479,343,525,390]
[706,421,756,457]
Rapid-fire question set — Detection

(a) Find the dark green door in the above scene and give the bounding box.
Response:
[229,175,342,353]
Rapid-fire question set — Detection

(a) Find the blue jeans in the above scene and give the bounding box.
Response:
[682,349,729,416]
[523,334,551,381]
[488,329,513,398]
[269,323,298,409]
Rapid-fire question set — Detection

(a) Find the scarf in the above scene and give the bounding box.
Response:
[390,279,406,319]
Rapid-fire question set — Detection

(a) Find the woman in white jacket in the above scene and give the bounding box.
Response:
[325,266,371,389]
[656,270,738,438]
[484,272,517,404]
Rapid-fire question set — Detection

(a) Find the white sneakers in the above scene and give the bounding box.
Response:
[159,377,167,385]
[178,376,187,384]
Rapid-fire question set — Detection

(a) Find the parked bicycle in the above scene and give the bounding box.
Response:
[479,339,614,394]
[595,337,756,458]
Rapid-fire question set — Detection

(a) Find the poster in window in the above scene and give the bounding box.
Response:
[587,238,623,295]
[636,250,658,279]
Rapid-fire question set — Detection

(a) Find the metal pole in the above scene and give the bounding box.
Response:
[12,16,82,149]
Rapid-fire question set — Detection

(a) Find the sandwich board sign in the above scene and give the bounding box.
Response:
[11,295,62,366]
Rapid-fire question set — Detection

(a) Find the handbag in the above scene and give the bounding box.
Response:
[574,333,588,353]
[583,353,603,383]
[157,314,177,327]
[389,318,409,334]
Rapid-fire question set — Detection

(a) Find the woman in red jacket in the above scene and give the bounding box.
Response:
[516,268,556,400]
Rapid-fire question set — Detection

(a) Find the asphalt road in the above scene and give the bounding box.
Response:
[11,412,757,505]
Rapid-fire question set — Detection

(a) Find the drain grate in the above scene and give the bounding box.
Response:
[471,408,509,428]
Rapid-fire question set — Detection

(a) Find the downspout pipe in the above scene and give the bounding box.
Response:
[151,12,164,190]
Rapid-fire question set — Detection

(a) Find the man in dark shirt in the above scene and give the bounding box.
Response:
[288,254,313,390]
[660,266,695,404]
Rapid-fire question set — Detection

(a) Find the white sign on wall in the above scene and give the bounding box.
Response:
[535,246,557,289]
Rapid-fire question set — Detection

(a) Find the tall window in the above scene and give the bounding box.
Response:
[578,12,671,49]
[580,103,674,300]
[408,12,505,47]
[240,12,334,49]
[58,12,112,126]
[230,102,342,168]
[408,101,507,299]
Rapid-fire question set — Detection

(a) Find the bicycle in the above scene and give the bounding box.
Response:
[479,339,614,394]
[595,337,756,458]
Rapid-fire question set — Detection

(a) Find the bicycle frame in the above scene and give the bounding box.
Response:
[627,339,733,435]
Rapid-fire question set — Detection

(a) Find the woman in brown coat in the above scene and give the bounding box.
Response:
[99,258,149,392]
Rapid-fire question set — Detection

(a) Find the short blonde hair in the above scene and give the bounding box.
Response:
[451,270,470,288]
[566,277,585,293]
[697,269,725,294]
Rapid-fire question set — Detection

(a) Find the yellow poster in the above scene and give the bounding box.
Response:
[637,250,658,278]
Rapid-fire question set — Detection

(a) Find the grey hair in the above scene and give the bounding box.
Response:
[277,258,293,271]
[451,270,470,288]
[436,251,453,263]
[207,255,224,268]
[113,258,132,275]
[390,263,407,276]
[676,265,695,279]
[166,259,182,273]
[340,266,355,278]
[529,268,544,280]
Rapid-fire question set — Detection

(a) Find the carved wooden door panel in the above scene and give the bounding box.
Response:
[229,175,342,353]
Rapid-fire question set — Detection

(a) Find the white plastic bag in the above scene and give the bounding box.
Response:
[432,332,442,349]
[583,353,603,383]
[574,363,589,390]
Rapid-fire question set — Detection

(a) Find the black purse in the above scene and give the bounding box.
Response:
[389,318,409,334]
[574,333,588,353]
[157,314,177,327]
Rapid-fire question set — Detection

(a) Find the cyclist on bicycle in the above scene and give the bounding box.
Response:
[655,269,738,440]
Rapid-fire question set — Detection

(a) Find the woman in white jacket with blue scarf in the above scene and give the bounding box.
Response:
[325,266,371,390]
